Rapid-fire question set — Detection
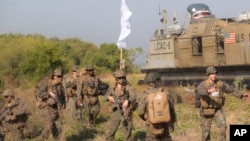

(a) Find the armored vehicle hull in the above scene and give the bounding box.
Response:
[140,3,250,87]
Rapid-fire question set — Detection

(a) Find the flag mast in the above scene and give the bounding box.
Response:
[117,0,132,70]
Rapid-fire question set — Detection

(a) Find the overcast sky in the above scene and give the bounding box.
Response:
[1,0,250,65]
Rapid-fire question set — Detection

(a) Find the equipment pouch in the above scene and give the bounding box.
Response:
[210,96,224,109]
[202,108,215,116]
[88,96,98,105]
[66,88,73,97]
[200,95,210,108]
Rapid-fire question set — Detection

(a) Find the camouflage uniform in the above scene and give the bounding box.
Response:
[0,89,29,141]
[64,66,82,121]
[105,70,137,141]
[77,65,108,126]
[137,73,177,141]
[37,68,66,140]
[196,66,244,141]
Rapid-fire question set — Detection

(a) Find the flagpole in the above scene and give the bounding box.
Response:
[117,0,132,70]
[120,47,123,69]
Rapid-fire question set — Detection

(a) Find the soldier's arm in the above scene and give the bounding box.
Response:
[168,98,177,123]
[223,82,244,98]
[76,79,83,99]
[64,77,72,88]
[12,101,28,116]
[38,82,50,99]
[128,86,137,104]
[105,88,112,99]
[137,92,147,121]
[196,81,209,96]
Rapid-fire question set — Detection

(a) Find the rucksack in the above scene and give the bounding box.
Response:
[147,90,171,124]
[34,76,50,108]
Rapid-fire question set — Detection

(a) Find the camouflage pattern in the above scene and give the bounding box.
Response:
[114,69,126,78]
[85,65,95,70]
[37,76,66,140]
[137,86,177,141]
[104,81,137,141]
[199,109,226,141]
[205,66,217,75]
[77,73,107,126]
[196,79,244,141]
[144,72,161,83]
[0,90,29,141]
[64,70,82,121]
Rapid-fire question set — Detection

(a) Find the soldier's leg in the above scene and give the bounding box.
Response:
[39,108,58,140]
[123,118,133,141]
[76,106,82,121]
[161,123,172,141]
[54,110,64,140]
[214,110,226,141]
[105,111,122,141]
[67,97,77,120]
[83,100,91,125]
[200,114,213,141]
[145,123,158,141]
[90,102,100,125]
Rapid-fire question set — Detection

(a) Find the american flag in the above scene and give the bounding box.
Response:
[225,32,236,44]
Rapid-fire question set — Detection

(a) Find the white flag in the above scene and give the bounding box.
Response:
[117,0,132,48]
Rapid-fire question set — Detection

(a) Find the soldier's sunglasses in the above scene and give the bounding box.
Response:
[118,77,126,80]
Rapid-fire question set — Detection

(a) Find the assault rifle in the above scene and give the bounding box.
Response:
[51,85,65,109]
[111,90,128,127]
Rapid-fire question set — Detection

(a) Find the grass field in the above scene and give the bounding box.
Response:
[11,73,250,141]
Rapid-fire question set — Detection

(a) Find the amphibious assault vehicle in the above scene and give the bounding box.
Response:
[140,3,250,87]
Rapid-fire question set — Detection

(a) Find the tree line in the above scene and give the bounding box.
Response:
[0,33,143,91]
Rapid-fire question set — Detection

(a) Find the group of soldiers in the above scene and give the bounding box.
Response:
[0,65,249,141]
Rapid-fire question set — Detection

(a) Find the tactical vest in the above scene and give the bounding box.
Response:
[84,76,99,96]
[200,80,225,115]
[64,75,78,97]
[113,85,129,104]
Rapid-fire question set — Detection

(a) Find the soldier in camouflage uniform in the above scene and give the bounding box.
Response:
[77,65,109,126]
[37,68,66,140]
[0,88,29,141]
[137,72,177,141]
[64,66,82,121]
[196,66,249,141]
[105,69,137,141]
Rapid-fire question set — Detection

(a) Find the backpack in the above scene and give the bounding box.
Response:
[147,90,171,124]
[34,76,50,108]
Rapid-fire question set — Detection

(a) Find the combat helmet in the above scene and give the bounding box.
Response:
[2,89,15,97]
[115,69,126,78]
[85,65,95,71]
[53,68,63,76]
[144,72,161,83]
[205,66,217,75]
